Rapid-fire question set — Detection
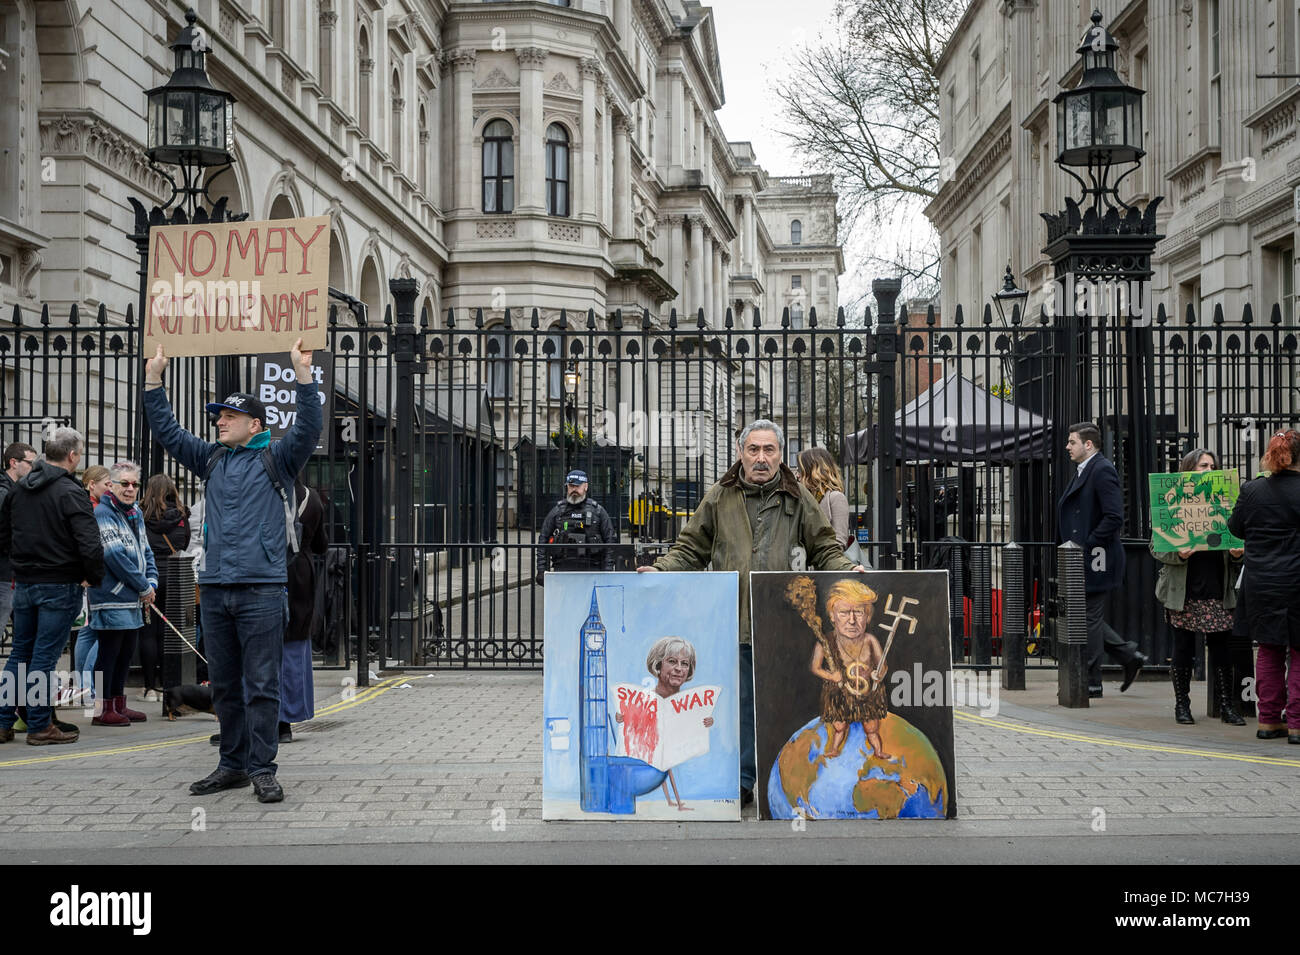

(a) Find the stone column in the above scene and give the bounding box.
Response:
[713,247,724,326]
[614,0,631,56]
[701,227,714,323]
[516,47,548,214]
[668,68,685,171]
[579,58,601,223]
[613,114,634,237]
[319,9,336,97]
[695,114,707,170]
[668,215,684,314]
[448,49,476,215]
[428,58,442,212]
[689,215,705,316]
[742,195,755,273]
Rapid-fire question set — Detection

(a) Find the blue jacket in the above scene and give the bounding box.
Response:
[144,380,322,585]
[1056,453,1127,593]
[87,492,158,630]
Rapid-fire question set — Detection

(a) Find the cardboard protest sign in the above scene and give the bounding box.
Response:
[252,352,332,454]
[146,216,330,357]
[542,571,740,821]
[1149,469,1243,552]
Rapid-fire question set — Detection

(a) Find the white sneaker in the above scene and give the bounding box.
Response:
[62,687,90,707]
[149,689,162,702]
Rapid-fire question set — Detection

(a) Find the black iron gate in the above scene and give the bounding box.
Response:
[3,282,1297,676]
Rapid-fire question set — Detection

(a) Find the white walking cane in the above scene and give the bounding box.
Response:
[148,603,209,665]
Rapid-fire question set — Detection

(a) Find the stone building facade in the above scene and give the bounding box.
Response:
[927,0,1299,326]
[0,0,843,502]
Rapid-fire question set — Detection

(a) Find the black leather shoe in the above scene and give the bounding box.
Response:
[1088,687,1103,699]
[1256,727,1287,739]
[278,721,292,744]
[190,769,250,795]
[209,733,220,746]
[1120,653,1147,692]
[252,773,284,803]
[1289,733,1300,745]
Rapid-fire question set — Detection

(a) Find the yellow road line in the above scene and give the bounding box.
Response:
[0,676,405,768]
[955,709,1300,768]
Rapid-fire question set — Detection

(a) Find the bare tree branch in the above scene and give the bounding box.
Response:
[775,0,963,285]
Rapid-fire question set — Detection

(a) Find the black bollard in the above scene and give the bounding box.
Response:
[1001,542,1026,691]
[1056,541,1089,708]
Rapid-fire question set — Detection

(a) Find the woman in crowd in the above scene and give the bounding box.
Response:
[1228,430,1300,743]
[797,447,852,549]
[87,462,157,727]
[66,466,111,708]
[138,474,190,702]
[1151,449,1245,726]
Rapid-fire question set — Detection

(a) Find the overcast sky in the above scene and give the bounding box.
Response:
[709,0,843,175]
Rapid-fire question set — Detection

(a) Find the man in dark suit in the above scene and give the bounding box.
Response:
[1056,422,1147,698]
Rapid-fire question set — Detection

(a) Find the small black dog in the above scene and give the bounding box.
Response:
[162,684,216,721]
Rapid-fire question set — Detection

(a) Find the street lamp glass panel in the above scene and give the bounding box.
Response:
[1128,95,1142,151]
[564,368,580,395]
[198,92,225,149]
[1095,91,1125,146]
[148,94,166,151]
[166,90,196,148]
[1065,94,1092,151]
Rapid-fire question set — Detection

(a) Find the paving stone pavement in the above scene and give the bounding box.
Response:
[1,669,1298,854]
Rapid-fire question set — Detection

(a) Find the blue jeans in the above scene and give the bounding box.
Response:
[202,583,287,777]
[0,582,82,733]
[75,625,98,701]
[740,643,756,790]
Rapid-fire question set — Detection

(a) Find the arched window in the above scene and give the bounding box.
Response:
[545,123,570,217]
[486,331,512,398]
[417,104,428,194]
[482,119,514,214]
[790,219,802,245]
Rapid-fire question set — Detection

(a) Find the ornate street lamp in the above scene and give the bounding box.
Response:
[144,8,237,213]
[991,264,1029,325]
[129,8,247,468]
[1041,7,1165,540]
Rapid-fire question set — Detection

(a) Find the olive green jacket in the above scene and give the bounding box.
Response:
[653,460,855,642]
[1151,543,1242,612]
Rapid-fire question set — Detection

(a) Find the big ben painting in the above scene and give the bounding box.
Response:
[543,572,740,821]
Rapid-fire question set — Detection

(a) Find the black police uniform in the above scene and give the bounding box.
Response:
[536,496,616,582]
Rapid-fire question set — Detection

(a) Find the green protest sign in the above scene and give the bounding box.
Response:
[1148,470,1244,553]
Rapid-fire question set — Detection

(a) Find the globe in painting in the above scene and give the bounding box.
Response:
[766,713,948,819]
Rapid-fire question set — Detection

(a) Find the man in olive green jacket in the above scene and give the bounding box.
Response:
[638,419,864,802]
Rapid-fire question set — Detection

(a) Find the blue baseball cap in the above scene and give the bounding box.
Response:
[565,470,588,485]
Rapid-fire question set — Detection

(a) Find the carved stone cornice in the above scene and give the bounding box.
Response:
[38,112,168,198]
[614,114,636,135]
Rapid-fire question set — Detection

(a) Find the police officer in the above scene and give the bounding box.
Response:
[536,470,616,584]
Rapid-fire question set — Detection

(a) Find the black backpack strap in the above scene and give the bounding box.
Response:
[260,447,300,554]
[205,446,225,480]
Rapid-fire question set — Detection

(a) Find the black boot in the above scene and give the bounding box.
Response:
[1214,664,1246,725]
[1172,667,1194,724]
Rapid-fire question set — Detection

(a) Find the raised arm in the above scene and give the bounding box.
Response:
[144,345,219,477]
[271,339,324,482]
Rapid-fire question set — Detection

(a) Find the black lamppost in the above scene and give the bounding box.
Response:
[1042,8,1163,538]
[129,8,246,468]
[991,264,1029,326]
[563,359,580,474]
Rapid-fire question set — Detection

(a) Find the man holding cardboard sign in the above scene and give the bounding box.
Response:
[144,338,322,803]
